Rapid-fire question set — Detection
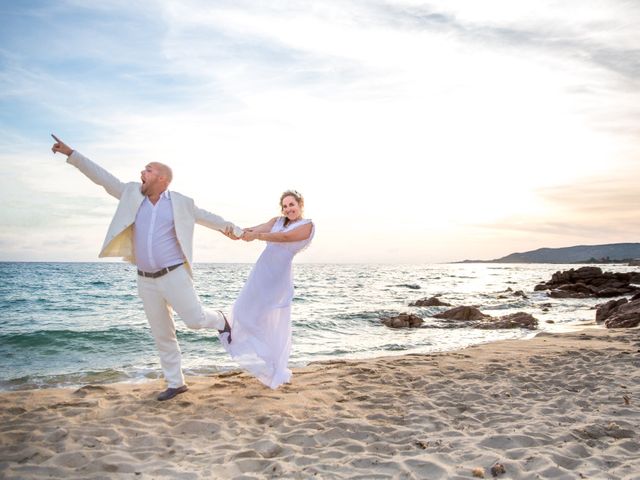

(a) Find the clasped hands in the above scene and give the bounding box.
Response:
[241,230,259,242]
[224,227,258,242]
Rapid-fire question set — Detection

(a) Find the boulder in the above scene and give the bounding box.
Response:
[597,287,637,298]
[596,298,628,323]
[474,312,538,330]
[535,267,640,298]
[605,313,640,328]
[433,306,488,321]
[409,296,451,307]
[432,307,538,330]
[602,299,640,328]
[548,290,590,299]
[489,312,538,330]
[381,313,424,328]
[499,288,528,298]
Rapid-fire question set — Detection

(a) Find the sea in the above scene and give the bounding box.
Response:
[1,262,634,391]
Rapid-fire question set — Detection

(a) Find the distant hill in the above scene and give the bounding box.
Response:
[459,243,640,264]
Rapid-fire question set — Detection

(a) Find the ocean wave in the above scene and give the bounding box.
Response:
[0,327,149,347]
[0,368,144,391]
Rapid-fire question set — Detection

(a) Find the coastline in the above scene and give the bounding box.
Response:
[1,327,638,479]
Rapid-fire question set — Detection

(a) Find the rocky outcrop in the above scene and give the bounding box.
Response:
[433,306,487,321]
[596,297,640,328]
[409,296,452,307]
[497,289,528,299]
[433,306,538,330]
[381,313,424,328]
[474,312,538,330]
[595,299,628,323]
[381,307,538,329]
[534,267,640,298]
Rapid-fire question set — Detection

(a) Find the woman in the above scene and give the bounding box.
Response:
[221,190,314,389]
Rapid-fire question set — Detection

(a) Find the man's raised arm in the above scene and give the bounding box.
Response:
[51,134,126,199]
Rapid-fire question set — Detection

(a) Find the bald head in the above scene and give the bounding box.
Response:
[149,162,173,184]
[140,162,173,200]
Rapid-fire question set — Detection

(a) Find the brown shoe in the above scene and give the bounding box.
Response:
[157,385,188,401]
[217,311,232,344]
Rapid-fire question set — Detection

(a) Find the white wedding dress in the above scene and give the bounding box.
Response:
[221,217,314,389]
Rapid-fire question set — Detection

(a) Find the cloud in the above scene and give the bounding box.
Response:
[1,1,639,262]
[364,1,640,84]
[539,174,640,220]
[476,167,640,241]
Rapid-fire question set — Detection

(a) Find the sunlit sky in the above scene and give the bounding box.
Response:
[1,1,639,263]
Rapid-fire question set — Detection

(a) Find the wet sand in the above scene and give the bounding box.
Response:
[1,327,638,479]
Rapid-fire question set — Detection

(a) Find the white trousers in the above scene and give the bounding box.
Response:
[136,265,225,388]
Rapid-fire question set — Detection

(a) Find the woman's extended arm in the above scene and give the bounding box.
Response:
[244,221,313,243]
[244,217,279,234]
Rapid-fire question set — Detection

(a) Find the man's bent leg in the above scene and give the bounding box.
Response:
[137,275,186,388]
[158,266,225,331]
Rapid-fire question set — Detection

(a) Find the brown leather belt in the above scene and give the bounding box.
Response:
[137,262,184,279]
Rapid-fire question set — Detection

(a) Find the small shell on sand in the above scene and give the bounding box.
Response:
[472,467,485,478]
[490,462,506,476]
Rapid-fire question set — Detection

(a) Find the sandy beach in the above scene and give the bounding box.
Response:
[1,327,638,479]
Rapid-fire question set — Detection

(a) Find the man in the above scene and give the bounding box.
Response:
[51,134,242,401]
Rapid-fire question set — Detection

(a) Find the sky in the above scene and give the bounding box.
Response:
[0,0,639,263]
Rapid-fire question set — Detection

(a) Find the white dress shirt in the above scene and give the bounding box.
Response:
[134,191,185,272]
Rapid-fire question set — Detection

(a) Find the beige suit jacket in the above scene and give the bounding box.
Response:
[67,151,237,276]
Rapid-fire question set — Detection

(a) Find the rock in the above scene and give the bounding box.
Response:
[595,298,628,323]
[557,282,594,294]
[604,301,640,328]
[381,313,424,328]
[606,314,640,328]
[475,312,538,330]
[498,287,528,299]
[629,260,640,266]
[535,267,640,298]
[432,308,538,330]
[490,463,506,477]
[596,287,637,298]
[414,440,427,449]
[409,296,451,307]
[548,289,590,299]
[433,306,488,321]
[596,297,640,328]
[398,284,421,289]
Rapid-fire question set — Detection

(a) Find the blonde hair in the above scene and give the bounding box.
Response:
[280,190,304,226]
